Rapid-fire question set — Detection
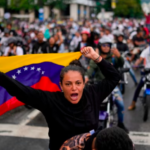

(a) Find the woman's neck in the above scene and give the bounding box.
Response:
[101,54,107,59]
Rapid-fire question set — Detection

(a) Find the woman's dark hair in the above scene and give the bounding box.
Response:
[60,59,85,84]
[95,127,133,150]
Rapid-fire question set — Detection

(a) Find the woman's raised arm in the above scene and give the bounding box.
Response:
[81,47,121,103]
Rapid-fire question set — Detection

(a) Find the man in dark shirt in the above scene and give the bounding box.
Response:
[43,33,63,53]
[132,29,146,47]
[43,36,59,53]
[116,32,129,52]
[31,31,47,54]
[6,22,18,36]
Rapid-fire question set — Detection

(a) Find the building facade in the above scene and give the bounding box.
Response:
[68,0,96,20]
[0,0,96,22]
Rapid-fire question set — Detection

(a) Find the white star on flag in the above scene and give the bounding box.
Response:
[24,67,28,71]
[42,71,45,75]
[17,70,21,74]
[12,75,16,79]
[37,68,41,72]
[31,67,35,70]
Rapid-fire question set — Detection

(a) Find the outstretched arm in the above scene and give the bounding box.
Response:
[0,72,50,111]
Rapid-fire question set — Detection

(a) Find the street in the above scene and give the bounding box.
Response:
[0,70,150,150]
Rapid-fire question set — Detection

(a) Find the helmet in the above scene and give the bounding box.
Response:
[99,36,112,45]
[81,30,90,36]
[98,36,112,55]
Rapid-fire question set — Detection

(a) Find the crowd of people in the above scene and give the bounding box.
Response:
[0,16,150,150]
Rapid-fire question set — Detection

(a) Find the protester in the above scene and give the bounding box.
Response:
[31,31,47,54]
[0,47,121,149]
[85,36,128,133]
[0,28,10,54]
[144,12,150,31]
[69,31,81,52]
[3,37,23,56]
[128,45,150,110]
[5,22,18,36]
[43,36,60,53]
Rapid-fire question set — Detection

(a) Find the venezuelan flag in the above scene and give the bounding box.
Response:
[0,52,81,116]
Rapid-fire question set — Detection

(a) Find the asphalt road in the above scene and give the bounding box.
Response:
[0,69,150,150]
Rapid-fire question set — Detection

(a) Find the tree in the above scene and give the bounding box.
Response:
[8,0,71,11]
[8,0,44,10]
[46,0,71,11]
[114,0,143,18]
[95,0,112,14]
[0,0,7,8]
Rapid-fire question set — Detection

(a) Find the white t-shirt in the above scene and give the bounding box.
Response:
[70,36,81,48]
[140,46,150,68]
[4,46,23,56]
[0,36,9,53]
[118,24,124,32]
[103,34,114,42]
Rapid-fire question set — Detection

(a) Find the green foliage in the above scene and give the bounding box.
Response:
[46,0,70,10]
[96,0,112,14]
[8,0,39,10]
[0,0,7,7]
[114,0,143,18]
[8,0,70,11]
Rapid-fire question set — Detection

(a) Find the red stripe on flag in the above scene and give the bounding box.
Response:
[0,76,61,116]
[0,97,24,116]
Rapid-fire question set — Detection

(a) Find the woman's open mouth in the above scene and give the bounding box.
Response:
[70,93,78,101]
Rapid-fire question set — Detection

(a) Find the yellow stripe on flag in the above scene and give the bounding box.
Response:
[0,52,81,73]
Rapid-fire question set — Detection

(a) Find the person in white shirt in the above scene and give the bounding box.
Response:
[0,29,10,54]
[3,38,23,56]
[69,31,81,52]
[128,46,150,110]
[104,27,114,42]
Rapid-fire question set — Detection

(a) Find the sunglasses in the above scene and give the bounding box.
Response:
[101,43,110,47]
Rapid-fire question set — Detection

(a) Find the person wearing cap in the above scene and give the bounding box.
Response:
[85,36,129,133]
[128,28,147,62]
[104,27,114,42]
[74,30,95,69]
[75,30,94,52]
[132,28,146,47]
[116,32,129,52]
[3,37,23,56]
